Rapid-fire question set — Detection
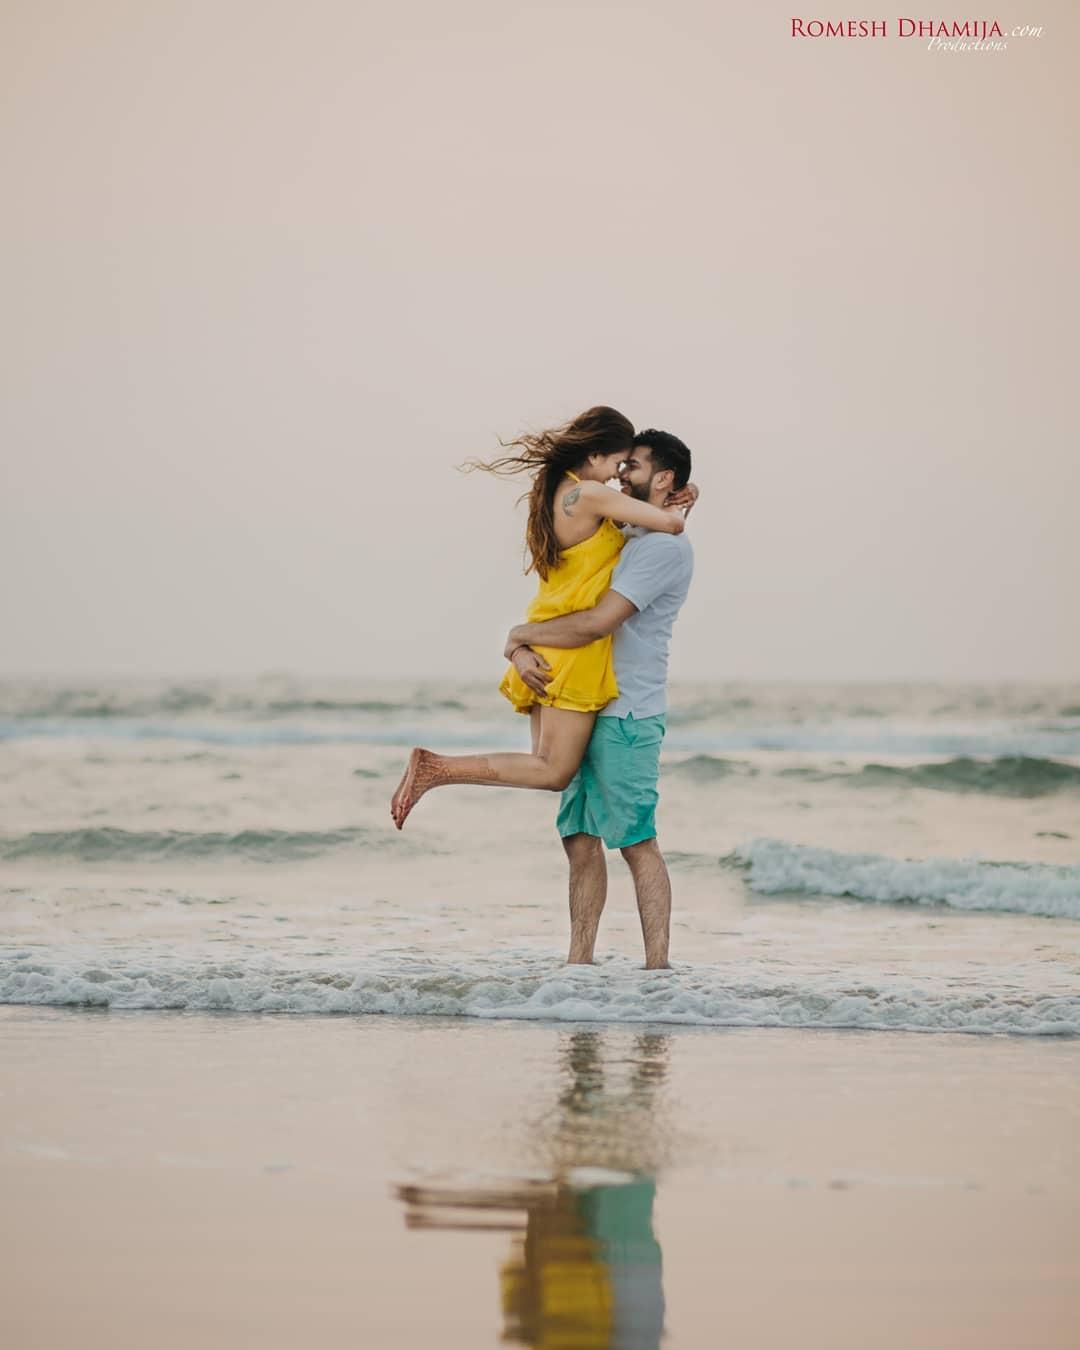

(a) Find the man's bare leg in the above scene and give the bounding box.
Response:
[620,837,672,970]
[391,707,595,829]
[563,833,607,965]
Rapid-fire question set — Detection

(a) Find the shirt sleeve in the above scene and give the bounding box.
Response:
[610,536,689,613]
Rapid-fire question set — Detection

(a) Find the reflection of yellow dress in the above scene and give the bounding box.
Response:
[499,515,625,714]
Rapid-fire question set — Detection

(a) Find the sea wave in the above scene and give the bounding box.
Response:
[3,679,1080,757]
[6,720,1080,758]
[777,755,1080,797]
[664,727,1080,757]
[658,753,1080,793]
[0,826,398,864]
[0,718,519,749]
[1,949,1075,1036]
[0,682,468,720]
[662,756,758,781]
[730,839,1080,920]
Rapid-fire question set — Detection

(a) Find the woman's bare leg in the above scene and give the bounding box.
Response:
[391,706,596,830]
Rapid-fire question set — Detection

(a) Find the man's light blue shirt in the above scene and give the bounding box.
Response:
[602,526,694,719]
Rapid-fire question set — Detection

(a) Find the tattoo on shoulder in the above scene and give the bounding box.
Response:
[562,486,581,516]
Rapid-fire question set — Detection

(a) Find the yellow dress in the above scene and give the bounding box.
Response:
[499,508,625,715]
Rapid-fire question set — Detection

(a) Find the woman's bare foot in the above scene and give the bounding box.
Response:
[390,748,437,830]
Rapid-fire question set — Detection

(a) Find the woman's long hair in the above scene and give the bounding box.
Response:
[465,406,634,580]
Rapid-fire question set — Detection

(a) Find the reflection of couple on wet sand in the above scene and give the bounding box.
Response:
[397,1030,669,1349]
[391,407,697,969]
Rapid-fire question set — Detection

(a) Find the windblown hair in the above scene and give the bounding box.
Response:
[465,406,634,580]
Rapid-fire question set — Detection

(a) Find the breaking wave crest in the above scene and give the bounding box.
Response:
[1,949,1076,1036]
[730,839,1080,919]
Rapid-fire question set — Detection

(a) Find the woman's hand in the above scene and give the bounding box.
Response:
[665,481,699,517]
[511,646,552,696]
[504,625,531,661]
[577,479,684,534]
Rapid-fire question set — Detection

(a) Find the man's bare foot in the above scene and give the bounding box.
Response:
[390,748,437,830]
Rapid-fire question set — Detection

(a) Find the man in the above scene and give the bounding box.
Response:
[503,430,695,970]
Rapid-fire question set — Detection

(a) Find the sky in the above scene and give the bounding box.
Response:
[2,1,1076,680]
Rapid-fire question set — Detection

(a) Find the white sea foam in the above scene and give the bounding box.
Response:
[2,948,1076,1036]
[733,839,1080,919]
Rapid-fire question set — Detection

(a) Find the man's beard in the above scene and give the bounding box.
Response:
[621,477,653,502]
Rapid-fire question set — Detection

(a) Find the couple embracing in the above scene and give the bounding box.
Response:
[391,407,696,970]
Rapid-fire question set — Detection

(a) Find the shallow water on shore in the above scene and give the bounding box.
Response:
[3,1006,1078,1349]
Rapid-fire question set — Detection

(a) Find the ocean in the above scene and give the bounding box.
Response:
[2,675,1078,1034]
[4,675,1079,1347]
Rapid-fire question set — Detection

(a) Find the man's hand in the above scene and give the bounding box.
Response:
[504,591,637,653]
[665,480,699,517]
[510,645,552,696]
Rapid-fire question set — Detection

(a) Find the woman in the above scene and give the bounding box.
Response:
[390,406,687,830]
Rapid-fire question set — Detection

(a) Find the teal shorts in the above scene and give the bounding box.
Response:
[556,713,666,850]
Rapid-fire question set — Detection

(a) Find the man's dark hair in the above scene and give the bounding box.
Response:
[632,429,692,491]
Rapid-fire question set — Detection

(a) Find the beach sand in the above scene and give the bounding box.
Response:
[3,1006,1077,1349]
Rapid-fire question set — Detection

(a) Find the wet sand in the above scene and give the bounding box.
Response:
[2,1007,1077,1349]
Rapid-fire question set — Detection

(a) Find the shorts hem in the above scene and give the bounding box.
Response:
[557,824,600,841]
[603,826,658,851]
[557,823,657,851]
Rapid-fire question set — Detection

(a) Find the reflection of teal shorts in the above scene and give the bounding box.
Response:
[556,713,666,850]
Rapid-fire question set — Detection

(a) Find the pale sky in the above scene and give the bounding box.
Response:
[2,1,1076,680]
